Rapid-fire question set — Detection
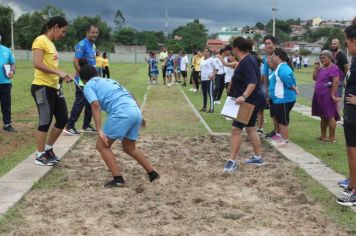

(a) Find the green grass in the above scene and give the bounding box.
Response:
[295,67,315,85]
[296,167,356,233]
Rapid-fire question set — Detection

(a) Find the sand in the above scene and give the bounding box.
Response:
[3,134,348,236]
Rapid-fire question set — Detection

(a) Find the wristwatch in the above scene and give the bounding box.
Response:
[242,94,247,100]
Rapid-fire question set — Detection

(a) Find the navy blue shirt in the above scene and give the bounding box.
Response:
[344,57,356,124]
[231,54,266,110]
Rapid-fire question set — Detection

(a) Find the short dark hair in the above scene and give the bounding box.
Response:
[273,48,293,70]
[87,24,98,32]
[345,17,356,40]
[263,35,277,45]
[79,64,98,82]
[232,37,253,52]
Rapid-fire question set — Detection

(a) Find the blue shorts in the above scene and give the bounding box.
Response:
[150,70,158,77]
[103,106,142,141]
[166,69,173,76]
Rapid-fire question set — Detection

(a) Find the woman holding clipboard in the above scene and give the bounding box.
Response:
[223,37,266,173]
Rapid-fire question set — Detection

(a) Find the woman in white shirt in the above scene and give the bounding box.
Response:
[200,48,218,113]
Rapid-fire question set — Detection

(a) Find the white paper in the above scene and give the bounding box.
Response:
[3,64,11,77]
[221,96,240,118]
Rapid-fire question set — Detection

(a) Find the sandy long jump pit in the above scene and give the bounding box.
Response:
[4,135,347,235]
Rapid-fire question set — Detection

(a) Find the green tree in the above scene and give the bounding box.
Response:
[299,49,312,56]
[255,22,265,30]
[136,31,162,50]
[166,39,183,52]
[0,4,14,47]
[114,10,125,30]
[171,19,208,53]
[114,27,137,45]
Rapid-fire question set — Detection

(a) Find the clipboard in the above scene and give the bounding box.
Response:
[221,96,255,124]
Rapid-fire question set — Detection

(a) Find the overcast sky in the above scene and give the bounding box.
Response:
[7,0,356,33]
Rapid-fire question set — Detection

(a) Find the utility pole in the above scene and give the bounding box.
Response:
[272,0,278,37]
[164,7,168,39]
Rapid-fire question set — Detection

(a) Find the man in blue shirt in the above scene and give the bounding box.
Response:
[79,64,160,187]
[0,35,16,132]
[64,24,98,135]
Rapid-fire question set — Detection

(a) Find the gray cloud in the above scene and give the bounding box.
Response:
[10,0,356,32]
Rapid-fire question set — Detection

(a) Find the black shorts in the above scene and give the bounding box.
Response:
[269,99,275,117]
[344,121,356,147]
[273,102,295,126]
[232,109,258,130]
[181,71,187,77]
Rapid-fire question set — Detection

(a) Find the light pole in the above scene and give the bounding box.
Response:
[272,0,278,37]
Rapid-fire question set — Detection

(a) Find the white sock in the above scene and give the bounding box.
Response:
[229,159,236,164]
[253,155,262,160]
[36,151,45,158]
[45,144,53,151]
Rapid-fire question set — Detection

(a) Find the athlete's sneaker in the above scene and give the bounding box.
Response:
[223,160,237,173]
[3,124,17,132]
[148,170,160,183]
[244,156,265,166]
[270,134,283,141]
[265,130,276,138]
[336,193,356,207]
[63,126,80,135]
[45,148,60,162]
[189,88,195,91]
[257,129,264,136]
[272,140,290,148]
[104,179,125,188]
[338,178,350,189]
[342,186,353,197]
[82,125,97,133]
[35,153,55,166]
[214,101,221,105]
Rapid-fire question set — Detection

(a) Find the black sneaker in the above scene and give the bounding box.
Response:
[257,129,264,136]
[3,124,17,132]
[45,148,60,162]
[182,83,187,87]
[82,125,97,133]
[265,130,276,138]
[63,126,80,135]
[35,153,55,166]
[207,109,214,113]
[104,179,125,188]
[342,186,353,197]
[200,108,207,112]
[148,170,160,183]
[336,193,356,207]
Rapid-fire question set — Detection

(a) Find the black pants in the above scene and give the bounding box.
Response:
[0,84,12,125]
[31,85,68,132]
[193,71,200,90]
[103,66,110,78]
[162,65,167,82]
[189,69,195,84]
[213,73,225,101]
[201,80,214,110]
[67,85,92,128]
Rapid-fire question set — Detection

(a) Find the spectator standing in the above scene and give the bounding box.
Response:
[159,47,168,85]
[95,50,103,76]
[64,24,99,135]
[0,34,16,132]
[180,51,189,86]
[102,52,110,78]
[213,49,226,105]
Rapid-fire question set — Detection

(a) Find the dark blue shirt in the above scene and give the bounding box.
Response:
[344,57,356,124]
[231,54,266,110]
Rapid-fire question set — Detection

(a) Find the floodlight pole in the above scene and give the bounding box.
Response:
[272,0,278,37]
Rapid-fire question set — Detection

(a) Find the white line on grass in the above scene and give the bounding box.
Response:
[140,84,151,110]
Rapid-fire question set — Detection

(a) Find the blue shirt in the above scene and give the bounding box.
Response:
[268,63,297,104]
[262,56,273,78]
[166,56,174,70]
[148,57,158,72]
[74,38,96,85]
[0,45,15,84]
[84,77,138,116]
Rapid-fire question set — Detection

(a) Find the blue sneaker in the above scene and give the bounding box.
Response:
[223,160,237,173]
[244,156,265,166]
[338,178,350,189]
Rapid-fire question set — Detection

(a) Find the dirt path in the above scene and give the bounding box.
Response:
[1,83,347,235]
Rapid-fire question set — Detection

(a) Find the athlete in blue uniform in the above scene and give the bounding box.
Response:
[148,52,159,84]
[79,64,160,188]
[165,51,175,86]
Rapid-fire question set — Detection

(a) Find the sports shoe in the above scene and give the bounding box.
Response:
[257,129,264,135]
[336,193,356,207]
[3,124,17,132]
[82,125,97,133]
[338,178,350,189]
[244,156,265,166]
[200,108,207,112]
[214,101,221,105]
[63,126,80,135]
[35,153,55,166]
[223,160,237,173]
[104,179,125,188]
[45,148,60,162]
[270,134,283,141]
[265,130,276,138]
[207,109,214,113]
[189,88,195,91]
[342,186,353,197]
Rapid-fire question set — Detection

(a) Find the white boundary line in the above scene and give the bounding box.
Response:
[140,84,151,110]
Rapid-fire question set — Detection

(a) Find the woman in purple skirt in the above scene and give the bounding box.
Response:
[312,50,340,143]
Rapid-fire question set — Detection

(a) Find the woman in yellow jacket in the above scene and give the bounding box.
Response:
[102,52,110,78]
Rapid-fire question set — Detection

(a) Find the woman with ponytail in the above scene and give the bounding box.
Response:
[31,16,71,166]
